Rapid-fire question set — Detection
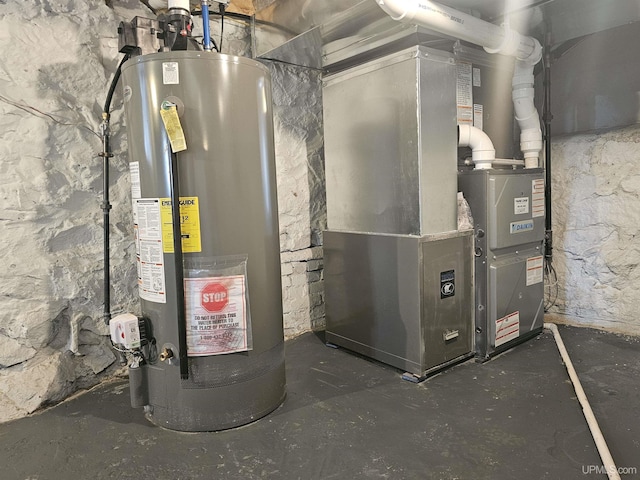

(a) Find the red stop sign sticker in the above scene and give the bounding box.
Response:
[201,282,228,312]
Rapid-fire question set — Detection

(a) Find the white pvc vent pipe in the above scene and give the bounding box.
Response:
[375,0,539,60]
[168,0,190,11]
[375,0,543,167]
[545,323,621,480]
[513,61,543,168]
[458,124,495,169]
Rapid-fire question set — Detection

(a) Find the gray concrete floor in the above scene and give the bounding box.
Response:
[0,325,638,479]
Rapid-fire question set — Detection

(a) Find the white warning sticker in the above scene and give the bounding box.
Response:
[184,276,248,356]
[526,255,544,286]
[162,62,179,85]
[129,161,141,200]
[473,104,483,130]
[473,67,481,87]
[130,162,141,226]
[532,178,545,218]
[134,199,166,303]
[496,311,520,347]
[456,62,473,125]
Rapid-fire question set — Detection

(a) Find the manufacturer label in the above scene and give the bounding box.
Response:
[526,256,544,286]
[440,270,455,299]
[514,197,529,215]
[496,311,520,347]
[184,275,248,356]
[162,62,179,85]
[510,219,534,234]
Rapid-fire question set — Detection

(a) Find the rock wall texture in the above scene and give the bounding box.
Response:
[267,61,326,338]
[548,124,640,335]
[0,1,326,422]
[0,0,150,423]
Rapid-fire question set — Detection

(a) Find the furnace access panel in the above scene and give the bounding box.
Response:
[459,169,545,360]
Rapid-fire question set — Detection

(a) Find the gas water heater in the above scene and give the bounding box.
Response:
[110,3,285,432]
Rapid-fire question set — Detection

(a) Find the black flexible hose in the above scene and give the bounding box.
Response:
[104,55,130,120]
[101,54,130,326]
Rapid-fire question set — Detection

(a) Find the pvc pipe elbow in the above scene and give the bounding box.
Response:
[519,37,543,65]
[483,25,521,57]
[375,0,418,22]
[458,125,496,170]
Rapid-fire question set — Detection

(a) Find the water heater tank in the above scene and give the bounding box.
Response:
[121,51,285,431]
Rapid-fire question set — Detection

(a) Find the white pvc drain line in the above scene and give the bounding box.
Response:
[544,323,620,480]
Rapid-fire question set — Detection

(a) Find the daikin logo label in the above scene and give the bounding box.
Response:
[510,219,534,234]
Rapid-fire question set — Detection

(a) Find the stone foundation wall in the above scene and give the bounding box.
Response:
[0,0,150,423]
[267,60,326,338]
[549,124,640,335]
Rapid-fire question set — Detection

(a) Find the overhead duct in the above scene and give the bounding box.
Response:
[375,0,543,166]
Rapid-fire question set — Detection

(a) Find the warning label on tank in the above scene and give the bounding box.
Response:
[526,255,544,286]
[129,162,141,200]
[160,197,202,254]
[162,62,179,85]
[134,198,166,303]
[129,162,142,226]
[184,276,248,356]
[495,311,520,347]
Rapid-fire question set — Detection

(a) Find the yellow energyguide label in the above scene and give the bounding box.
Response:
[160,197,202,253]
